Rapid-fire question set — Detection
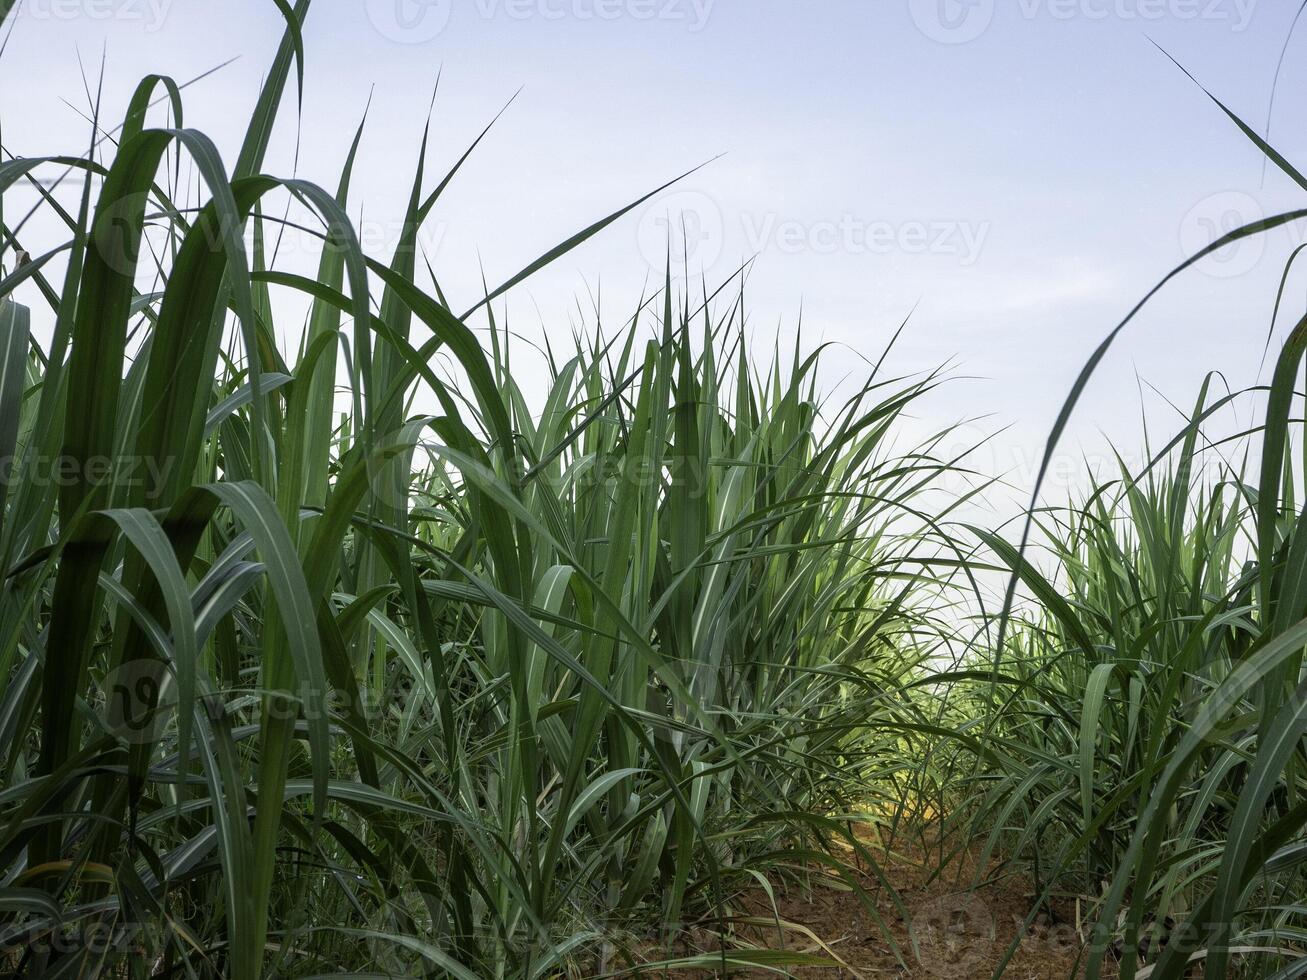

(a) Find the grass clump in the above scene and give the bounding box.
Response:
[0,4,951,976]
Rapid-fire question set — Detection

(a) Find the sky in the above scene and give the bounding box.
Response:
[3,0,1307,516]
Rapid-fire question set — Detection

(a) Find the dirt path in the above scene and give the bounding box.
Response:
[629,830,1107,978]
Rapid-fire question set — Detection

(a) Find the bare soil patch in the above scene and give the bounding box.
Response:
[626,827,1114,978]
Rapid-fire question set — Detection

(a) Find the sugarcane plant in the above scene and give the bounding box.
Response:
[0,3,955,976]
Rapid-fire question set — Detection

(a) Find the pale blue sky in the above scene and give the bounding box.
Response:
[3,0,1305,507]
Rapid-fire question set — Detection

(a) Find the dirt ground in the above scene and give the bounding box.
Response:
[625,827,1116,978]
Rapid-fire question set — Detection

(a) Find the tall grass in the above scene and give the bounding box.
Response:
[0,4,953,975]
[948,402,1307,977]
[940,75,1307,980]
[8,4,1307,980]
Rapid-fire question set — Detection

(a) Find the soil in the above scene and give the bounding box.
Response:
[623,826,1121,979]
